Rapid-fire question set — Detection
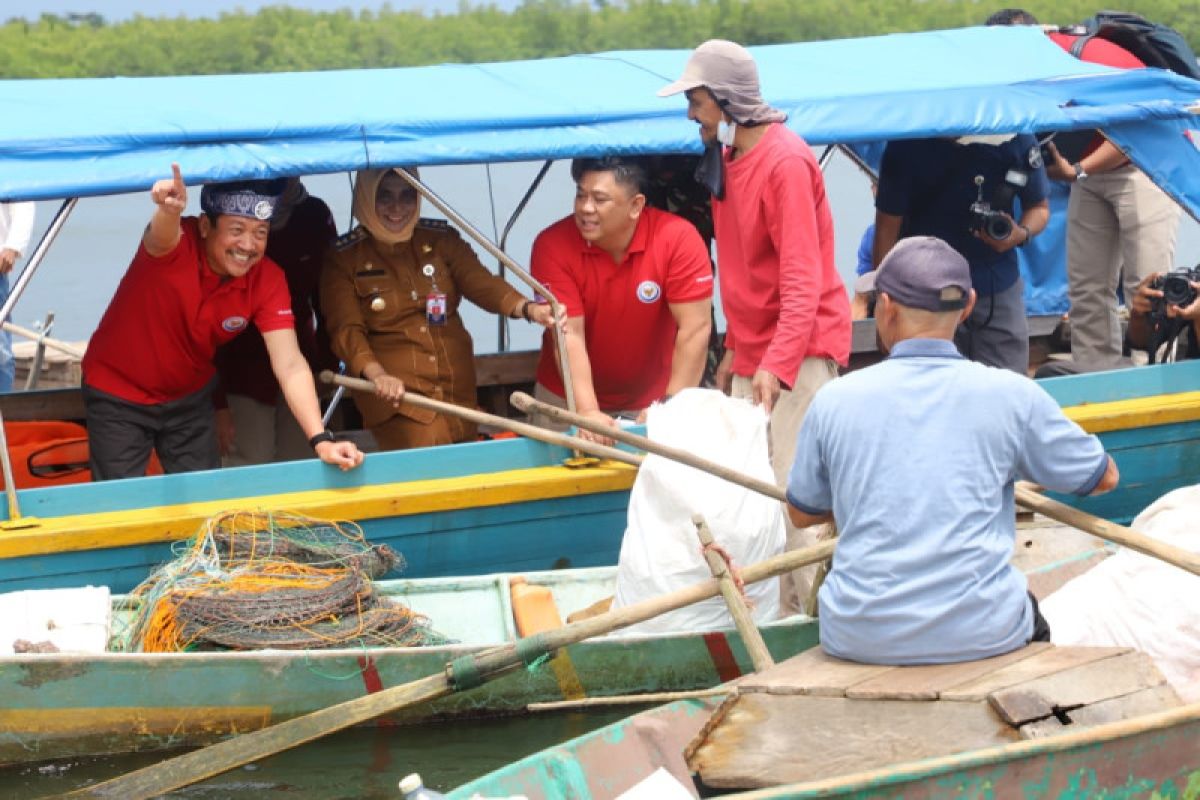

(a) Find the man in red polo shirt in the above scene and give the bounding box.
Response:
[659,40,852,613]
[988,8,1182,373]
[529,157,713,445]
[81,164,363,480]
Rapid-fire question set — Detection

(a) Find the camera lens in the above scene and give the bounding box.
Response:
[1161,274,1197,308]
[985,214,1012,241]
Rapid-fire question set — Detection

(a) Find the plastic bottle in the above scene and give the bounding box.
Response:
[399,773,446,799]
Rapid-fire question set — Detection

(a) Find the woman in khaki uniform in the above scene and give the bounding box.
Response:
[321,167,558,450]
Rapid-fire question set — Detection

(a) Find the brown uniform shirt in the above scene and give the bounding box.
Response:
[320,219,524,429]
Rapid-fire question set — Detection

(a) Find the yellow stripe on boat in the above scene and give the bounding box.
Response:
[0,706,273,736]
[1063,390,1200,434]
[0,462,636,559]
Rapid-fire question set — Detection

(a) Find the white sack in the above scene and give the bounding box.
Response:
[1041,484,1200,702]
[0,585,112,654]
[612,388,785,634]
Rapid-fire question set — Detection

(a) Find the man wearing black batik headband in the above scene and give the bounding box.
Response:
[81,164,363,479]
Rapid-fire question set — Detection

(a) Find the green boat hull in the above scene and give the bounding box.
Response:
[449,699,1200,799]
[0,568,819,766]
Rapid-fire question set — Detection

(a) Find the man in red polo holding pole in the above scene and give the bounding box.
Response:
[82,164,363,480]
[528,157,713,445]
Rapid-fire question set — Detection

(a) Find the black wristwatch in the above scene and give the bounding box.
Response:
[308,430,337,450]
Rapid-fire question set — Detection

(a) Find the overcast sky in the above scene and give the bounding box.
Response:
[9,0,517,21]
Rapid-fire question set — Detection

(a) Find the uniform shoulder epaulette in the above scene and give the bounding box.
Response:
[334,225,369,251]
[416,217,452,231]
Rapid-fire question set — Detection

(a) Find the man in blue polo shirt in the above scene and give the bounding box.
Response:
[786,237,1118,665]
[873,135,1050,374]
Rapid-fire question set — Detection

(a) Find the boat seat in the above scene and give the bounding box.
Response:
[508,576,565,636]
[685,644,1182,791]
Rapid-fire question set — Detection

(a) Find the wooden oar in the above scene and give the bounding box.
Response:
[694,513,774,672]
[3,320,86,359]
[64,539,837,799]
[508,389,784,500]
[512,391,1200,579]
[319,371,637,469]
[1013,485,1200,577]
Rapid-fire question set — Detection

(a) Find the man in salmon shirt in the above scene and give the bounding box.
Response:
[81,164,363,480]
[659,40,852,613]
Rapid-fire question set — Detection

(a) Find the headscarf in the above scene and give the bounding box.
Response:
[353,167,422,245]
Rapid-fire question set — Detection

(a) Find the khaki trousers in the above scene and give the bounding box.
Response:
[1067,165,1181,370]
[732,357,839,615]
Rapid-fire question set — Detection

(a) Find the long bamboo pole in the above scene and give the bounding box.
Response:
[511,390,1200,579]
[695,513,774,672]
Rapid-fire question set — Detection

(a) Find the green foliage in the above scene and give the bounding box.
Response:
[0,0,1196,78]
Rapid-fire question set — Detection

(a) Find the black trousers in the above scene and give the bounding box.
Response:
[83,378,220,481]
[1029,590,1052,643]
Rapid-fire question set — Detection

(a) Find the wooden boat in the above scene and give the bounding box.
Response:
[0,566,819,766]
[2,356,1196,594]
[449,644,1200,799]
[0,512,1106,769]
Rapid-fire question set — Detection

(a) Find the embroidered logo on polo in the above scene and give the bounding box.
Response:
[1027,145,1044,170]
[636,280,662,304]
[222,316,249,332]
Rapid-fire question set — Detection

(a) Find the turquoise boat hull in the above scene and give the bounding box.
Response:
[1,359,1198,596]
[0,435,636,593]
[0,567,820,765]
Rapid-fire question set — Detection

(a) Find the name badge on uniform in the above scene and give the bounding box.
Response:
[426,292,447,325]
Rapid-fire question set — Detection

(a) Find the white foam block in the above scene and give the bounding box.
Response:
[0,585,112,654]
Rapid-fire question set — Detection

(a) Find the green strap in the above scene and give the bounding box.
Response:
[448,655,483,691]
[448,635,555,692]
[516,633,553,667]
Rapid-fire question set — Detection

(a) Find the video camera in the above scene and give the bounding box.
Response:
[1150,265,1200,312]
[967,171,1028,241]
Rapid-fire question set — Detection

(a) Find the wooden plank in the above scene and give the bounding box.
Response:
[474,349,539,388]
[940,646,1131,702]
[1016,684,1182,740]
[0,387,85,422]
[735,647,895,697]
[988,651,1168,726]
[686,693,1020,790]
[845,643,1052,701]
[1065,683,1182,726]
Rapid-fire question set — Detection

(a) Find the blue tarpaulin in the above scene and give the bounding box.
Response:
[0,25,1197,313]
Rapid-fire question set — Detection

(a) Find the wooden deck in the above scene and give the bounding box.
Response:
[685,645,1181,791]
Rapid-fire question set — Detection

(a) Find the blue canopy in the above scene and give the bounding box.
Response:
[0,25,1197,315]
[1,25,1197,208]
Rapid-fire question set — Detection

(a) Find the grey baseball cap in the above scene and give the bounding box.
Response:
[859,237,972,312]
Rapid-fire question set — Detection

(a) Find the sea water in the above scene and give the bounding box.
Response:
[0,708,637,798]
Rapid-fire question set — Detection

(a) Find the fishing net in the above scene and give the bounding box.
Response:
[119,510,450,652]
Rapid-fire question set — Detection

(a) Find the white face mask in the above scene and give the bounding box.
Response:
[717,120,737,147]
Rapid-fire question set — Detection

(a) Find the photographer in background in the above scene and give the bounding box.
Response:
[1038,268,1200,376]
[873,135,1050,374]
[987,8,1182,374]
